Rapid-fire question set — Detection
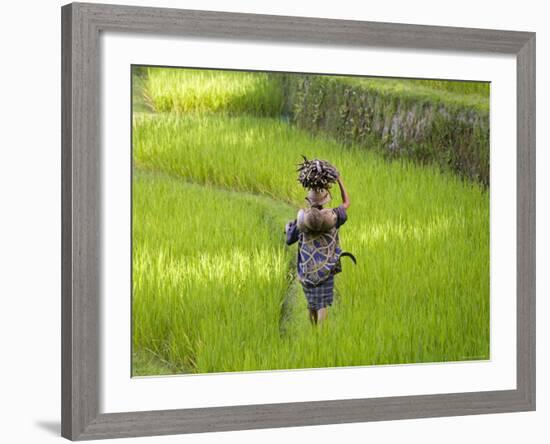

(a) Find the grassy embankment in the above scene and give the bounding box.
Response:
[277,73,490,186]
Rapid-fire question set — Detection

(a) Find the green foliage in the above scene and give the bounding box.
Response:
[133,172,295,373]
[276,74,490,186]
[140,67,490,185]
[411,78,489,97]
[132,110,490,375]
[345,77,490,112]
[131,67,153,113]
[142,67,284,116]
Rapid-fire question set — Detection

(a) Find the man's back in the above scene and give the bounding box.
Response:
[286,204,348,286]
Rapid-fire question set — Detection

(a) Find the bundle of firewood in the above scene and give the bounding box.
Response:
[296,155,339,190]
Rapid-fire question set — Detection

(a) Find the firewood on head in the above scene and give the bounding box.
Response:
[297,156,339,190]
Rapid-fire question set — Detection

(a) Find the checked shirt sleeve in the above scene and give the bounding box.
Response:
[333,204,348,228]
[285,219,299,245]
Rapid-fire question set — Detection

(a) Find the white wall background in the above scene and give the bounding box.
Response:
[0,1,546,443]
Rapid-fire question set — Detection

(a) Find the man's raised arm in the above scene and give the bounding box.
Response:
[337,176,351,209]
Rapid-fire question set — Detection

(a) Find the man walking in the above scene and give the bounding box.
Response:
[285,174,351,324]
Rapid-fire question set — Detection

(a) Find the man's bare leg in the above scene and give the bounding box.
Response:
[317,307,328,323]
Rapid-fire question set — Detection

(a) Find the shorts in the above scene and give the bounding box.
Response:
[302,273,335,311]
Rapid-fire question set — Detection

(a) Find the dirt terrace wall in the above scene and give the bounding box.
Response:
[277,75,490,187]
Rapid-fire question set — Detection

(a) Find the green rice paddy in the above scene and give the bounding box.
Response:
[132,67,490,376]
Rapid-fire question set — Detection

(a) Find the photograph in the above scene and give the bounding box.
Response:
[1,0,542,441]
[131,66,490,376]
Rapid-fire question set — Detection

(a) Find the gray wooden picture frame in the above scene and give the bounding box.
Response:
[61,2,536,440]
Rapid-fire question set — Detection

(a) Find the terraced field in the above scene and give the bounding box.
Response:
[132,67,490,376]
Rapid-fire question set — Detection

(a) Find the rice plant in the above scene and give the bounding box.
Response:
[141,67,284,116]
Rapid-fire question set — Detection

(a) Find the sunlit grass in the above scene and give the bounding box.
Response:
[140,66,489,116]
[142,67,284,115]
[332,76,489,112]
[132,111,490,375]
[133,172,297,374]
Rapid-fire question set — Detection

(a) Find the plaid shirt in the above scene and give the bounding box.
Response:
[285,205,347,286]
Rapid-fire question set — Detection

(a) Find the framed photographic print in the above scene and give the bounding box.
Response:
[61,2,536,440]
